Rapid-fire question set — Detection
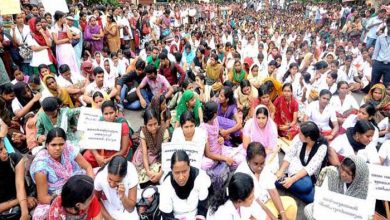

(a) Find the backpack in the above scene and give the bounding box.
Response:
[137,185,161,220]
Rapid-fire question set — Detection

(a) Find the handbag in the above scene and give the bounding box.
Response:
[0,206,21,220]
[18,32,32,60]
[137,185,161,220]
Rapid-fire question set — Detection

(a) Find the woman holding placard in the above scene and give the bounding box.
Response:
[133,108,169,188]
[83,100,132,168]
[304,155,369,220]
[159,150,210,220]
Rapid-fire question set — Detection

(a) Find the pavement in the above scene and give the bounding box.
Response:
[123,93,364,220]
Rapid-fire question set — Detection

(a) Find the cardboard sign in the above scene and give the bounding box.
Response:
[369,164,390,201]
[80,121,121,151]
[161,142,205,172]
[313,186,370,220]
[41,0,69,17]
[77,107,102,131]
[0,0,21,15]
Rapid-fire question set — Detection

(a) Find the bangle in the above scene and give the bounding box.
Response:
[19,198,27,203]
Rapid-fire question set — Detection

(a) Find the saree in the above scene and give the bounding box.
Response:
[43,75,74,108]
[84,22,103,54]
[273,95,299,139]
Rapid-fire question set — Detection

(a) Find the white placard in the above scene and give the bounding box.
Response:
[80,121,121,151]
[313,186,370,220]
[369,164,390,201]
[77,107,102,131]
[41,0,69,17]
[0,0,21,15]
[161,142,205,172]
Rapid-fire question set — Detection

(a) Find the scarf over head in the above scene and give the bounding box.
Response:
[176,90,202,125]
[248,105,278,150]
[28,17,57,65]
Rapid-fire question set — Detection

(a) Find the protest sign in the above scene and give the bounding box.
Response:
[0,0,21,15]
[369,164,390,201]
[161,142,205,172]
[80,121,121,151]
[77,107,102,131]
[313,186,370,220]
[41,0,69,17]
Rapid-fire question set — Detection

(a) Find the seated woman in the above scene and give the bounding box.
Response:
[328,120,379,165]
[217,86,243,146]
[330,81,359,128]
[91,91,109,109]
[95,156,138,219]
[304,155,369,220]
[250,84,276,119]
[30,127,93,219]
[175,89,203,127]
[262,77,282,102]
[133,109,169,188]
[234,79,258,121]
[362,83,387,123]
[207,172,255,220]
[160,150,210,219]
[275,122,328,203]
[304,89,339,141]
[12,82,41,120]
[0,138,37,220]
[273,83,299,139]
[42,75,74,108]
[236,142,297,220]
[83,101,131,167]
[48,175,102,220]
[201,101,246,171]
[247,63,263,89]
[243,105,279,172]
[228,60,247,86]
[35,97,80,150]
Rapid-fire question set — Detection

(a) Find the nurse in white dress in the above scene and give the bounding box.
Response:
[207,172,255,220]
[94,156,139,220]
[159,150,210,220]
[328,120,379,165]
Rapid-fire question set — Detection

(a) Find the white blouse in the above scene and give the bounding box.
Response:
[379,140,390,166]
[94,162,139,220]
[207,200,249,220]
[159,170,211,219]
[283,135,327,177]
[305,101,337,131]
[330,94,359,115]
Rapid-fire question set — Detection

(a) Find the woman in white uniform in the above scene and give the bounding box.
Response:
[94,156,139,220]
[328,120,379,165]
[159,150,210,219]
[207,172,255,220]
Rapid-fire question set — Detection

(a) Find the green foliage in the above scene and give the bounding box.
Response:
[77,0,120,6]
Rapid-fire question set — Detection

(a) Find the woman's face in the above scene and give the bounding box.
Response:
[172,161,190,187]
[187,96,196,108]
[357,108,370,120]
[338,83,349,96]
[260,94,270,105]
[181,120,195,138]
[107,173,123,188]
[357,130,374,145]
[47,137,65,160]
[372,88,383,101]
[103,107,116,122]
[46,78,57,91]
[319,94,331,108]
[256,112,268,128]
[14,70,24,81]
[242,86,251,95]
[218,90,227,104]
[248,154,265,175]
[35,22,43,32]
[146,117,159,134]
[90,18,97,26]
[240,189,255,207]
[0,142,9,162]
[16,14,24,24]
[24,87,33,99]
[40,67,50,77]
[282,86,292,99]
[339,163,354,184]
[93,96,104,108]
[104,61,110,73]
[234,62,241,71]
[251,66,259,76]
[195,77,204,87]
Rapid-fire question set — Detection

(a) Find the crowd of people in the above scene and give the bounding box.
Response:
[0,0,390,219]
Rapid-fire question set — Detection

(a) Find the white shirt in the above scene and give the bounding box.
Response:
[56,74,85,88]
[26,35,52,67]
[330,94,359,115]
[11,98,23,115]
[159,170,211,219]
[85,81,111,97]
[331,133,380,164]
[10,25,31,63]
[306,101,337,131]
[283,135,327,177]
[207,200,246,220]
[379,140,390,166]
[94,162,139,220]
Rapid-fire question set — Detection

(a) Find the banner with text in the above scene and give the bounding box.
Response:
[161,142,205,172]
[77,107,102,131]
[41,0,69,17]
[313,186,370,220]
[369,164,390,201]
[0,0,21,15]
[80,121,121,151]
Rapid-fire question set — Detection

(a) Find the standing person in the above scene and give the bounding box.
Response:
[52,11,80,76]
[371,18,390,87]
[159,150,210,220]
[10,13,32,75]
[104,15,120,53]
[95,156,139,220]
[84,16,104,54]
[365,9,386,49]
[47,175,102,220]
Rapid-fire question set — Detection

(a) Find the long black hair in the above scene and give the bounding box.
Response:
[203,101,218,123]
[209,172,254,214]
[221,86,236,106]
[61,175,94,210]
